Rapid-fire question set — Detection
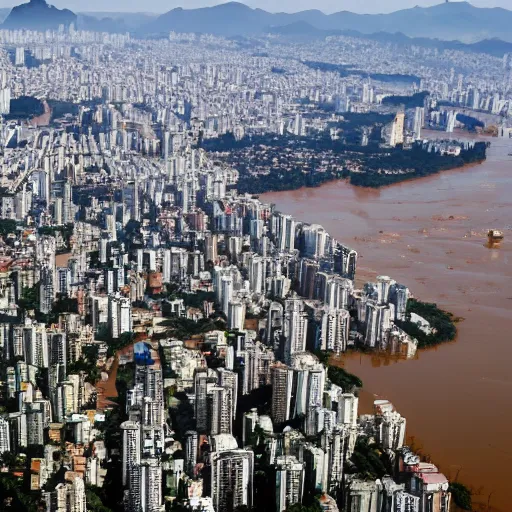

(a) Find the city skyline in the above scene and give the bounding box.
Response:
[0,0,511,14]
[0,4,508,511]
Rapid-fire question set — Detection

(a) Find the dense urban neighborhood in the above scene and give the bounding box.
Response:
[0,1,510,511]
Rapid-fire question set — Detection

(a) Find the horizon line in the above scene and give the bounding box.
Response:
[2,0,505,18]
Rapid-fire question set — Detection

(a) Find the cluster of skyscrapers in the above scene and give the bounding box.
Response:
[0,20,479,512]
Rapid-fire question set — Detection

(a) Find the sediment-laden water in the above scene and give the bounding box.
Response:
[262,133,512,512]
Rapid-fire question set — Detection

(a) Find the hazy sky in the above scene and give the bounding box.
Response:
[1,0,512,14]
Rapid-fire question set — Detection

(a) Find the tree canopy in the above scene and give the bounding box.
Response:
[449,482,472,511]
[397,298,457,348]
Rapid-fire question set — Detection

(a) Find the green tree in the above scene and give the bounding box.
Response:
[0,219,17,237]
[327,365,363,391]
[107,331,136,357]
[67,344,100,383]
[396,298,457,348]
[449,482,472,511]
[0,473,39,512]
[0,451,17,469]
[18,285,39,311]
[86,485,114,512]
[52,293,79,314]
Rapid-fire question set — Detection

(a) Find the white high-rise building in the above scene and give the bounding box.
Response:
[413,107,424,140]
[209,385,234,436]
[122,421,141,486]
[0,87,10,114]
[44,477,87,512]
[376,276,393,305]
[108,293,132,339]
[472,89,480,110]
[220,276,233,316]
[228,301,245,331]
[337,393,359,427]
[211,449,254,512]
[271,363,293,425]
[303,444,327,495]
[217,368,238,419]
[365,302,392,349]
[446,110,457,133]
[273,213,295,252]
[0,417,10,452]
[15,47,25,66]
[283,298,308,364]
[195,369,209,433]
[291,353,326,417]
[23,323,49,368]
[323,427,346,494]
[139,458,163,512]
[390,112,405,147]
[40,264,55,314]
[242,341,274,395]
[70,476,87,512]
[302,224,329,259]
[293,113,303,136]
[185,431,198,476]
[275,456,305,512]
[320,308,350,354]
[248,254,264,295]
[375,401,406,451]
[27,409,45,446]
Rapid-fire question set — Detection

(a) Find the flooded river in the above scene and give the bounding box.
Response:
[262,134,512,511]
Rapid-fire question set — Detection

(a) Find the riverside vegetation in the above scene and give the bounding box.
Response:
[202,132,487,192]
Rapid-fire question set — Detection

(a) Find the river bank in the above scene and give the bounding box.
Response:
[261,134,512,512]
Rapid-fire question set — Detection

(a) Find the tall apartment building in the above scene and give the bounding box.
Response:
[271,363,293,425]
[40,264,55,314]
[241,341,274,395]
[390,111,405,147]
[194,369,210,433]
[283,298,308,364]
[43,477,87,512]
[0,417,10,452]
[217,368,238,419]
[143,458,164,511]
[108,293,132,339]
[210,449,254,512]
[48,332,67,382]
[185,431,198,476]
[320,308,350,354]
[121,421,141,486]
[209,386,233,436]
[275,456,305,512]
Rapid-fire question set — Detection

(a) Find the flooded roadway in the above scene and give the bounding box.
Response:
[262,134,512,512]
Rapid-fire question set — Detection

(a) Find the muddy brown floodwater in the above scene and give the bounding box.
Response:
[262,133,512,512]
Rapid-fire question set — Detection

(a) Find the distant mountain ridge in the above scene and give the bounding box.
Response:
[76,14,122,33]
[3,0,76,31]
[269,22,512,58]
[2,0,512,54]
[144,1,512,44]
[76,12,157,33]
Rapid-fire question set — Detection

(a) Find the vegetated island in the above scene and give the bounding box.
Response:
[202,132,487,192]
[396,298,458,348]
